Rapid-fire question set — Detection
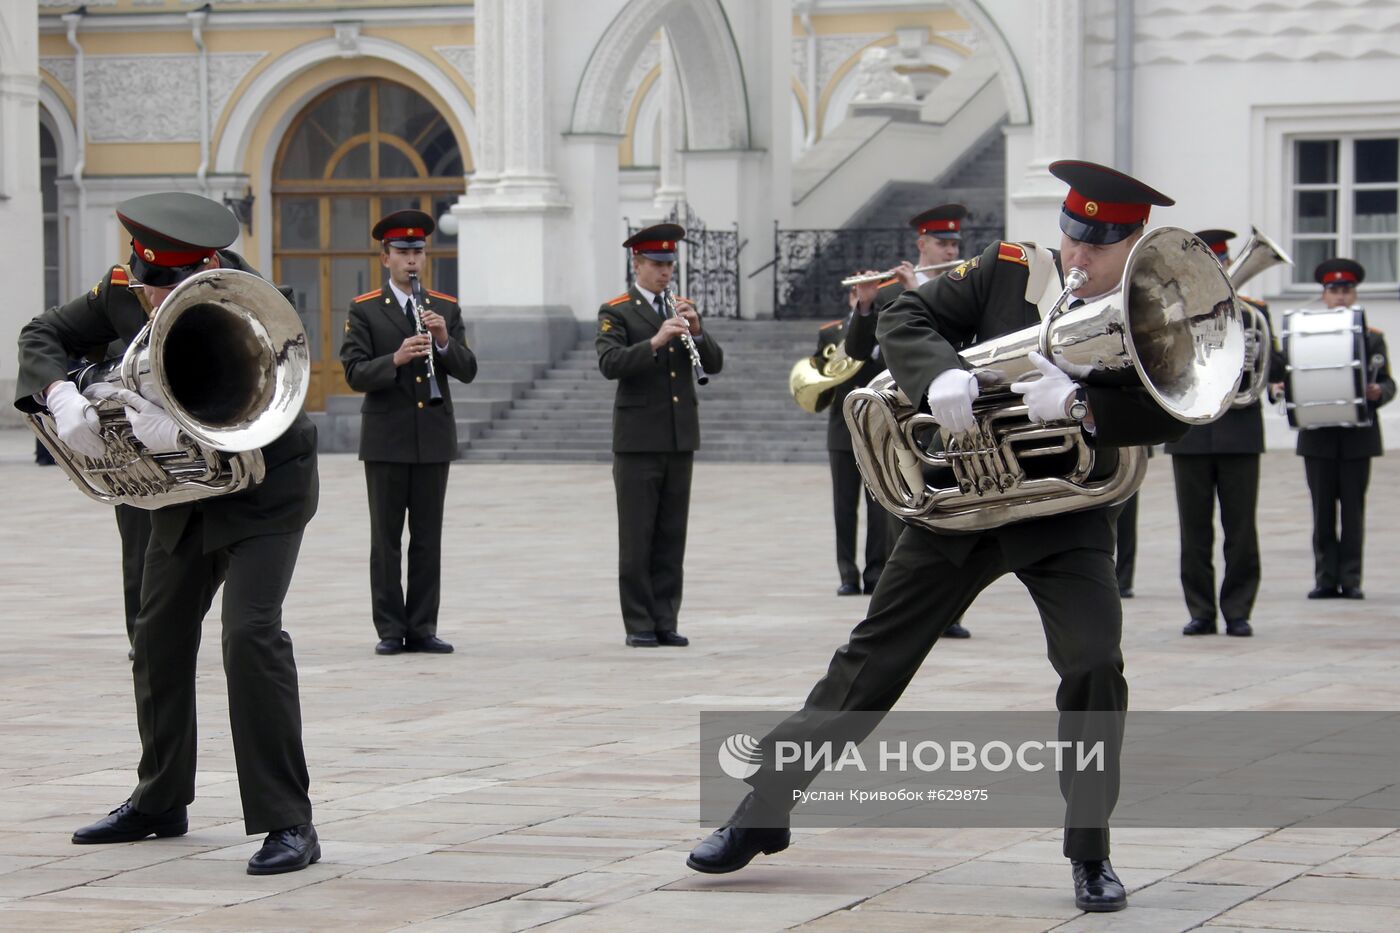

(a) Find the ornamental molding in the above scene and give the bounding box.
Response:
[433,45,476,87]
[41,52,265,143]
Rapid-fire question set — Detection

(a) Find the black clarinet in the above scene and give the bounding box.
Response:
[661,286,708,386]
[408,272,444,407]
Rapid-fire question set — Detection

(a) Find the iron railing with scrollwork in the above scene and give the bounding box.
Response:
[771,221,1003,319]
[626,201,742,318]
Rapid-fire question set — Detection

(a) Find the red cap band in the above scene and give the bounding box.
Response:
[1208,240,1229,255]
[1063,190,1151,225]
[1323,269,1358,285]
[631,239,676,253]
[383,227,425,241]
[132,237,215,267]
[918,218,961,235]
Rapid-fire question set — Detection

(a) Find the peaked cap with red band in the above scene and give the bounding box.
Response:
[116,192,239,287]
[1049,160,1174,245]
[373,209,435,248]
[623,222,685,262]
[1314,257,1364,287]
[908,203,968,240]
[1194,228,1236,258]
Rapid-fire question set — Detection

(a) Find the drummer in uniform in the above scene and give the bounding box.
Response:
[1295,258,1394,600]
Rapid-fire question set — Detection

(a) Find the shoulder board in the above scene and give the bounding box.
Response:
[353,288,383,303]
[997,242,1029,266]
[819,319,844,330]
[427,289,456,303]
[606,292,631,307]
[108,265,130,288]
[877,277,900,289]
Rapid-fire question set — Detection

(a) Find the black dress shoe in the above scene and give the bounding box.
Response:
[656,631,689,646]
[72,799,188,844]
[942,621,971,639]
[863,580,879,595]
[1119,587,1134,599]
[374,638,404,655]
[686,794,790,874]
[1072,858,1127,912]
[836,583,860,596]
[404,635,454,653]
[626,632,659,647]
[247,823,320,875]
[1341,586,1365,600]
[1308,586,1341,599]
[1182,617,1217,636]
[1225,618,1254,637]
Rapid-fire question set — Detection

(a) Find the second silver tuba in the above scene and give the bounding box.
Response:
[843,227,1243,533]
[1225,226,1292,408]
[27,268,310,509]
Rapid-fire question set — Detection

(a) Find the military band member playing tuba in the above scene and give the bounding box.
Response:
[15,192,321,875]
[688,162,1201,914]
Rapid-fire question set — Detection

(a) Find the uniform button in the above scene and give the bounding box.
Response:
[417,401,425,409]
[672,396,679,403]
[669,346,675,353]
[670,371,676,377]
[416,376,423,383]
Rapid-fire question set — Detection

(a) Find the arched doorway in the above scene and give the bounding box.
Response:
[273,78,465,409]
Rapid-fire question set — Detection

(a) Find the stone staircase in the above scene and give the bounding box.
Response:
[457,319,832,463]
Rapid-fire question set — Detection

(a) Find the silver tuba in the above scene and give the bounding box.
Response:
[843,227,1243,533]
[1225,226,1291,408]
[27,268,310,509]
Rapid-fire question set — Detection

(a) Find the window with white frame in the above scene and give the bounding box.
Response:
[1290,135,1398,286]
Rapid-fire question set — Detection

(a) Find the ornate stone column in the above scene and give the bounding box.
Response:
[1008,0,1083,237]
[652,30,687,215]
[0,0,44,422]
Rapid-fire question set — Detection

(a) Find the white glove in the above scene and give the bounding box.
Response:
[109,387,185,452]
[925,368,978,434]
[1011,351,1079,424]
[46,381,106,459]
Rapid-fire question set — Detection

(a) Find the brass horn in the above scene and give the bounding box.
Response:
[1225,226,1292,408]
[843,228,1244,533]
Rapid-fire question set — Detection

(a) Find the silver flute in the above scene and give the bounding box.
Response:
[661,286,709,386]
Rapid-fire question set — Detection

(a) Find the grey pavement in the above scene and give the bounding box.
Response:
[1,426,1398,933]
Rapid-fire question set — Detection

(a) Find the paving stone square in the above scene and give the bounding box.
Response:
[2,429,1397,932]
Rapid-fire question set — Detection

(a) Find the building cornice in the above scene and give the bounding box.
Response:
[40,6,473,34]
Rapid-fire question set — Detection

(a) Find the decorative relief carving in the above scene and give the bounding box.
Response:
[621,38,661,124]
[40,53,266,143]
[333,21,362,59]
[434,45,475,87]
[1133,0,1400,64]
[939,29,982,53]
[850,47,916,104]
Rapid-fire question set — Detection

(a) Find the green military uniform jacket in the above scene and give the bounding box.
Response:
[825,279,903,452]
[877,238,1189,565]
[339,282,478,463]
[596,285,725,453]
[15,252,319,554]
[1296,328,1395,460]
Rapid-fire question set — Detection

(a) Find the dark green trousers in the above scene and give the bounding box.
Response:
[749,524,1127,860]
[828,449,891,589]
[129,514,312,834]
[613,451,692,636]
[364,461,450,641]
[114,503,152,646]
[1305,457,1371,589]
[1171,454,1261,621]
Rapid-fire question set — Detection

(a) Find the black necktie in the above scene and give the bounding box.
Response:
[404,295,416,322]
[655,295,666,319]
[1069,298,1085,309]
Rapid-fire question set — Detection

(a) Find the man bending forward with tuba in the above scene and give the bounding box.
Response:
[15,193,321,875]
[687,162,1191,913]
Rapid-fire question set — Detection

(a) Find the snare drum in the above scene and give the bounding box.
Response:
[1281,306,1371,429]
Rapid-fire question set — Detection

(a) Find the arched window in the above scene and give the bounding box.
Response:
[273,78,465,409]
[39,121,59,308]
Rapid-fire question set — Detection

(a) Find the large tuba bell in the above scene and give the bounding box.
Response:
[843,227,1243,533]
[27,268,310,509]
[1225,226,1291,408]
